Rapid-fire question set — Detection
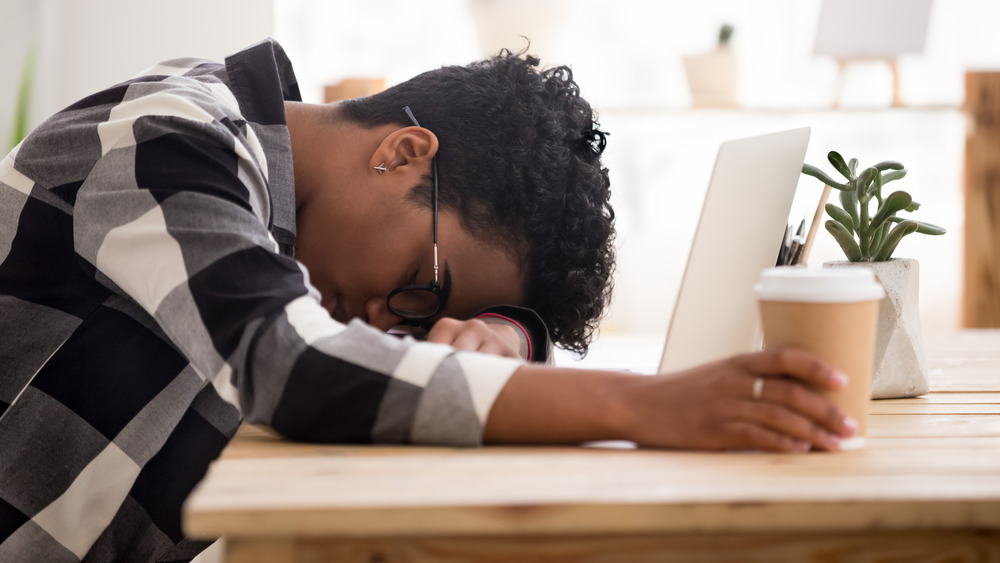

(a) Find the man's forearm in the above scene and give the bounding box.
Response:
[482,365,635,444]
[482,350,859,452]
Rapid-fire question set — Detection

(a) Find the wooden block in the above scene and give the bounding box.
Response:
[963,72,1000,328]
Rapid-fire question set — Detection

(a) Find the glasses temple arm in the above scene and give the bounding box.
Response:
[403,106,441,283]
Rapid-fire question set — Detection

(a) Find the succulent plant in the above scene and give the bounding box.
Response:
[801,151,946,262]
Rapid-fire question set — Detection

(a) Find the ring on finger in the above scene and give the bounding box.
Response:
[752,377,765,401]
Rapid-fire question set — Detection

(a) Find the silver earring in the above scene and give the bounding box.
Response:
[373,163,387,175]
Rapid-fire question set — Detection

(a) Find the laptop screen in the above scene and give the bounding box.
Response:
[659,127,811,373]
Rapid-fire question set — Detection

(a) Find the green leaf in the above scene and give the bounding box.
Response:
[871,167,884,200]
[825,203,855,235]
[905,200,921,212]
[840,187,860,230]
[859,214,871,257]
[857,167,876,184]
[913,221,946,235]
[869,190,912,232]
[886,216,947,235]
[856,167,877,203]
[871,221,889,253]
[881,169,907,185]
[827,151,851,179]
[873,160,904,171]
[848,158,859,178]
[857,176,873,254]
[826,220,863,262]
[801,164,849,190]
[873,220,919,261]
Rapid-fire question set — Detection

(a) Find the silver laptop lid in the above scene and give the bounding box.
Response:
[659,127,810,373]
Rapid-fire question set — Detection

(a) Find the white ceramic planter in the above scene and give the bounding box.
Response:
[683,47,738,108]
[825,258,929,398]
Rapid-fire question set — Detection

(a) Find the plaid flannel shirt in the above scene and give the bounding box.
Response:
[0,39,527,561]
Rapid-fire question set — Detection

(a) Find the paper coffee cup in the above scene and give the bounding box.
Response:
[754,267,885,450]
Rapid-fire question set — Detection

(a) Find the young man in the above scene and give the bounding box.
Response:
[0,39,856,561]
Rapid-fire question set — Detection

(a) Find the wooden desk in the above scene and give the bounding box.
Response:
[184,331,1000,562]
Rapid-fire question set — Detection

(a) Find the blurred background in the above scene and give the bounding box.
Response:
[3,0,998,371]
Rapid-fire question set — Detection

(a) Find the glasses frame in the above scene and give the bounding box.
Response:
[385,106,444,323]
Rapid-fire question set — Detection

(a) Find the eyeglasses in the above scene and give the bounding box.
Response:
[385,106,446,323]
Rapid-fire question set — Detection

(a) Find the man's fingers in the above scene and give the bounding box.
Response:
[448,320,494,350]
[425,318,520,358]
[740,348,848,391]
[738,400,843,451]
[424,318,461,344]
[750,377,857,439]
[722,421,812,453]
[477,340,521,358]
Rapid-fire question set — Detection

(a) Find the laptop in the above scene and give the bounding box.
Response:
[658,127,811,373]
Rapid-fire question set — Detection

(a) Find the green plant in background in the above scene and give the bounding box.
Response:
[8,48,37,151]
[718,23,734,47]
[802,151,946,262]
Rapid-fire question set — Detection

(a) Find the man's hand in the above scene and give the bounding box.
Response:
[425,318,522,359]
[483,348,858,453]
[618,348,856,452]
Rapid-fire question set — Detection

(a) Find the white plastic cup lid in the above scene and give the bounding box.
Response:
[754,266,885,303]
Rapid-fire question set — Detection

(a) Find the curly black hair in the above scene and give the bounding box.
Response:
[340,51,615,355]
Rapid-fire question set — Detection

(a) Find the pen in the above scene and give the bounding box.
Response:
[777,223,793,266]
[790,219,806,265]
[789,234,805,265]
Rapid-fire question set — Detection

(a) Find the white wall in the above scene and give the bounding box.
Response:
[4,0,997,370]
[1,0,274,146]
[273,0,999,364]
[274,0,1000,108]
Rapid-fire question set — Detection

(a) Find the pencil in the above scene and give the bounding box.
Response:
[800,184,832,266]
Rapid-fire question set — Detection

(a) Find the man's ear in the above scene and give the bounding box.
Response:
[370,126,439,178]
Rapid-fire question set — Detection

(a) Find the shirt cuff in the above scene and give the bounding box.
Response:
[474,305,552,364]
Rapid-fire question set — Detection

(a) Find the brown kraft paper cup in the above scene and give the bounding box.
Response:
[754,268,884,450]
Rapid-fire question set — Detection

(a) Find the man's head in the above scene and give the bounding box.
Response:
[340,50,615,355]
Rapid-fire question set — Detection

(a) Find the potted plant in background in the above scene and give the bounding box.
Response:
[802,151,946,398]
[683,23,738,108]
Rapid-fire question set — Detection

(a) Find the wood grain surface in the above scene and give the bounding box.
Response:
[224,531,1000,563]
